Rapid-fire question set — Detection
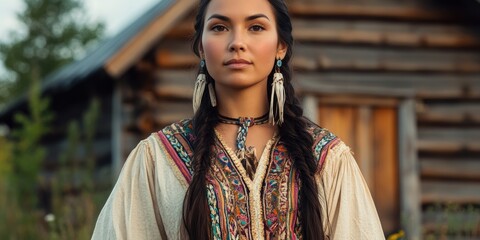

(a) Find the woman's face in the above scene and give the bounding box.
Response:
[201,0,286,90]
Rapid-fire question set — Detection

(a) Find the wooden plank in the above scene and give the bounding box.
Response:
[418,128,480,144]
[297,73,480,99]
[155,39,198,68]
[302,94,318,123]
[294,44,480,73]
[417,102,480,124]
[293,28,480,49]
[154,70,196,99]
[106,0,196,77]
[112,83,123,180]
[288,3,458,22]
[355,106,374,192]
[317,106,356,147]
[420,158,480,181]
[152,101,192,126]
[422,181,480,204]
[317,96,399,107]
[373,107,399,233]
[155,50,197,68]
[398,99,422,240]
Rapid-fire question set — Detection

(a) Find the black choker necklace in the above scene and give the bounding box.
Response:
[217,113,269,126]
[217,113,270,173]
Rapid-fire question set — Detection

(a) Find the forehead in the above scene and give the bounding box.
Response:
[205,0,275,20]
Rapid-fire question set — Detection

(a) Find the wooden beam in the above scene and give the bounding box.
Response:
[105,0,196,77]
[420,158,480,181]
[422,181,480,204]
[289,3,457,22]
[295,43,480,73]
[155,51,197,68]
[317,96,399,107]
[302,94,318,123]
[293,28,480,49]
[398,99,422,240]
[356,106,374,190]
[112,81,122,180]
[297,73,480,100]
[418,128,480,153]
[417,103,480,124]
[373,107,400,233]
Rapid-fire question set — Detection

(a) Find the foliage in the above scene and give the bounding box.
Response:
[0,77,53,239]
[0,0,105,104]
[48,98,103,239]
[423,203,480,239]
[0,84,105,239]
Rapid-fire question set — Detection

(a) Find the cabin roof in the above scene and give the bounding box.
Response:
[0,0,189,118]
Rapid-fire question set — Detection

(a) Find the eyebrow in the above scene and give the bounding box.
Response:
[207,13,270,22]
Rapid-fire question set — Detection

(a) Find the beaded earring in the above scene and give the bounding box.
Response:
[269,58,285,125]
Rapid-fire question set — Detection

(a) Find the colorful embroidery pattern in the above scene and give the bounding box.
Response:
[157,119,338,239]
[157,119,195,182]
[210,141,252,239]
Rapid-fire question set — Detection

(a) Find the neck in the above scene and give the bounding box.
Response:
[215,82,269,118]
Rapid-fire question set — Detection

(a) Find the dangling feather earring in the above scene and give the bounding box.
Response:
[208,82,217,107]
[193,59,206,113]
[269,58,286,125]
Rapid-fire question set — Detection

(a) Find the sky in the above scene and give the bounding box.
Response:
[0,0,160,75]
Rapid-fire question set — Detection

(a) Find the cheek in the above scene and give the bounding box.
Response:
[202,37,224,63]
[252,36,278,69]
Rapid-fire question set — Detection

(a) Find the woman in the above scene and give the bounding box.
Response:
[92,0,385,239]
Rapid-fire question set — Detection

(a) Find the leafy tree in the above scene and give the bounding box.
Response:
[0,0,105,103]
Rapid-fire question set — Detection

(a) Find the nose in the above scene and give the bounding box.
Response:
[228,31,246,52]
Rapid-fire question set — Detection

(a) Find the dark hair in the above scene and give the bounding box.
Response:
[183,0,324,239]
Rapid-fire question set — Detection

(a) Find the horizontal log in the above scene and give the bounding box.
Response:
[288,3,458,22]
[155,50,197,68]
[422,181,480,204]
[316,95,400,107]
[297,73,480,99]
[294,28,480,49]
[418,128,480,153]
[295,44,480,73]
[420,158,480,181]
[417,102,480,124]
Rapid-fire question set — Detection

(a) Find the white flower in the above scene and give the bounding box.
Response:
[45,213,55,222]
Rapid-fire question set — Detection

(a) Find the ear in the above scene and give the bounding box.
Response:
[198,43,205,58]
[276,40,288,59]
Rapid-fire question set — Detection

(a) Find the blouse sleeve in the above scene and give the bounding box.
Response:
[316,142,385,240]
[91,140,167,240]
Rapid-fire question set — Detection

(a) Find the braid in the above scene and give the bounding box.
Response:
[275,58,325,239]
[182,87,218,239]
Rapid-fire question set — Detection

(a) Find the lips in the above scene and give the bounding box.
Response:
[224,59,252,69]
[224,59,252,65]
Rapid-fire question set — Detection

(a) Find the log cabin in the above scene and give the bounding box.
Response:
[1,0,479,238]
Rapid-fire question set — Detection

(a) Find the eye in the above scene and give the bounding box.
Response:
[211,25,228,32]
[249,24,265,32]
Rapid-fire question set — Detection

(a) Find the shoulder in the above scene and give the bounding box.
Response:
[304,119,342,172]
[148,119,195,185]
[159,118,194,140]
